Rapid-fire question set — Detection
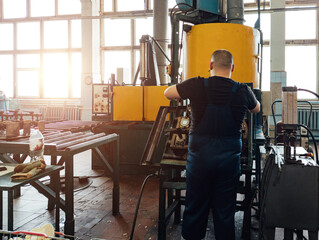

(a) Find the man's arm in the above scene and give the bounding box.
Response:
[250,100,260,113]
[164,85,181,100]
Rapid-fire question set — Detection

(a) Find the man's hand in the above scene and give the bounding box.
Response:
[164,85,181,100]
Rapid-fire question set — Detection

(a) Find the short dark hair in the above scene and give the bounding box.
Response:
[211,49,233,70]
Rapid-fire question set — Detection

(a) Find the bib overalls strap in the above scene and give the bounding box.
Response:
[182,78,242,240]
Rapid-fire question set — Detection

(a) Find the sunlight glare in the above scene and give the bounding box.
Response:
[0,24,13,50]
[17,22,40,50]
[44,21,68,49]
[58,0,81,15]
[0,55,13,97]
[17,71,39,97]
[43,53,68,98]
[3,0,26,19]
[31,0,55,17]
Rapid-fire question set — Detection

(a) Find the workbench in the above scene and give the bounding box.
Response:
[0,164,63,231]
[0,131,120,236]
[44,120,103,133]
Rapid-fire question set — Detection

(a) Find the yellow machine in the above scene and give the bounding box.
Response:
[185,23,261,88]
[113,85,169,121]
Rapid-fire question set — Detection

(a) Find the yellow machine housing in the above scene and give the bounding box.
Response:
[185,23,261,88]
[113,86,169,121]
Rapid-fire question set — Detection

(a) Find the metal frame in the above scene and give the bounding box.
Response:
[0,164,63,231]
[0,132,120,235]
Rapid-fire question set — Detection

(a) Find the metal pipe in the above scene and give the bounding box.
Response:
[227,0,244,24]
[153,0,168,85]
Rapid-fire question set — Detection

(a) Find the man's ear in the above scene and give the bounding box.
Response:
[231,64,235,73]
[210,62,214,70]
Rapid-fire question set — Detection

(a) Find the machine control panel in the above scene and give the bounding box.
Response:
[92,84,111,114]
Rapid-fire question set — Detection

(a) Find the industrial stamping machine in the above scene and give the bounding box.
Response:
[138,0,265,239]
[260,87,319,240]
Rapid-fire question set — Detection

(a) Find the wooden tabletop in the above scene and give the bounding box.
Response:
[0,164,63,191]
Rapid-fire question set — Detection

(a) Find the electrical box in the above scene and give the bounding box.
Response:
[265,164,319,231]
[92,84,111,114]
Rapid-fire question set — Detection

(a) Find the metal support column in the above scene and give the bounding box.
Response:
[153,0,168,85]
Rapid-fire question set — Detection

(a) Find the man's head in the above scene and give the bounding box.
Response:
[210,49,234,78]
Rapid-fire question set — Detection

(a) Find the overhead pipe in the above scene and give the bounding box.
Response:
[227,0,244,24]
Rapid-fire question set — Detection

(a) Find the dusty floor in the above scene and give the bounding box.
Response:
[1,149,316,239]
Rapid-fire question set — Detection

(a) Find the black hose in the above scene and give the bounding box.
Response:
[271,100,279,143]
[297,88,319,99]
[129,173,157,240]
[259,153,276,239]
[271,100,313,144]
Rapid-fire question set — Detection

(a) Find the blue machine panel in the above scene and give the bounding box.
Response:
[175,0,220,15]
[175,0,193,11]
[197,0,220,15]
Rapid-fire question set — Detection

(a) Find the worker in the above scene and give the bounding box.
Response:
[164,49,260,240]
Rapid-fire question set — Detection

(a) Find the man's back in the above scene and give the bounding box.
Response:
[176,76,257,134]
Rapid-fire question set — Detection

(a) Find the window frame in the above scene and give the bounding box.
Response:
[0,0,82,99]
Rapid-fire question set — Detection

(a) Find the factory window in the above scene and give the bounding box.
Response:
[16,54,40,97]
[30,0,55,17]
[43,53,69,98]
[71,20,82,48]
[0,24,14,50]
[17,54,40,69]
[58,0,81,15]
[286,9,316,40]
[104,19,131,46]
[135,17,153,45]
[17,71,40,97]
[262,46,270,91]
[104,0,113,12]
[44,21,69,49]
[117,0,145,11]
[104,51,131,84]
[71,53,82,98]
[17,22,40,50]
[135,50,141,85]
[3,0,26,19]
[244,13,270,41]
[286,45,317,99]
[0,55,14,98]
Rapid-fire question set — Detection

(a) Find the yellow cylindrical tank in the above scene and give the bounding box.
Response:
[185,23,261,88]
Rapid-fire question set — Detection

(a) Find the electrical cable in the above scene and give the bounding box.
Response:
[170,3,194,17]
[259,153,276,239]
[149,36,171,63]
[271,100,313,144]
[296,124,319,164]
[298,88,319,99]
[129,173,157,240]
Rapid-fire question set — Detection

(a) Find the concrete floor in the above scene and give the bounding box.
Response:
[2,149,318,239]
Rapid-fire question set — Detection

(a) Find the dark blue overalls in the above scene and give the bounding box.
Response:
[182,79,242,240]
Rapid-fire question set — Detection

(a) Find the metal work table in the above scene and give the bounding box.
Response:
[0,131,120,236]
[44,120,104,133]
[0,164,63,231]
